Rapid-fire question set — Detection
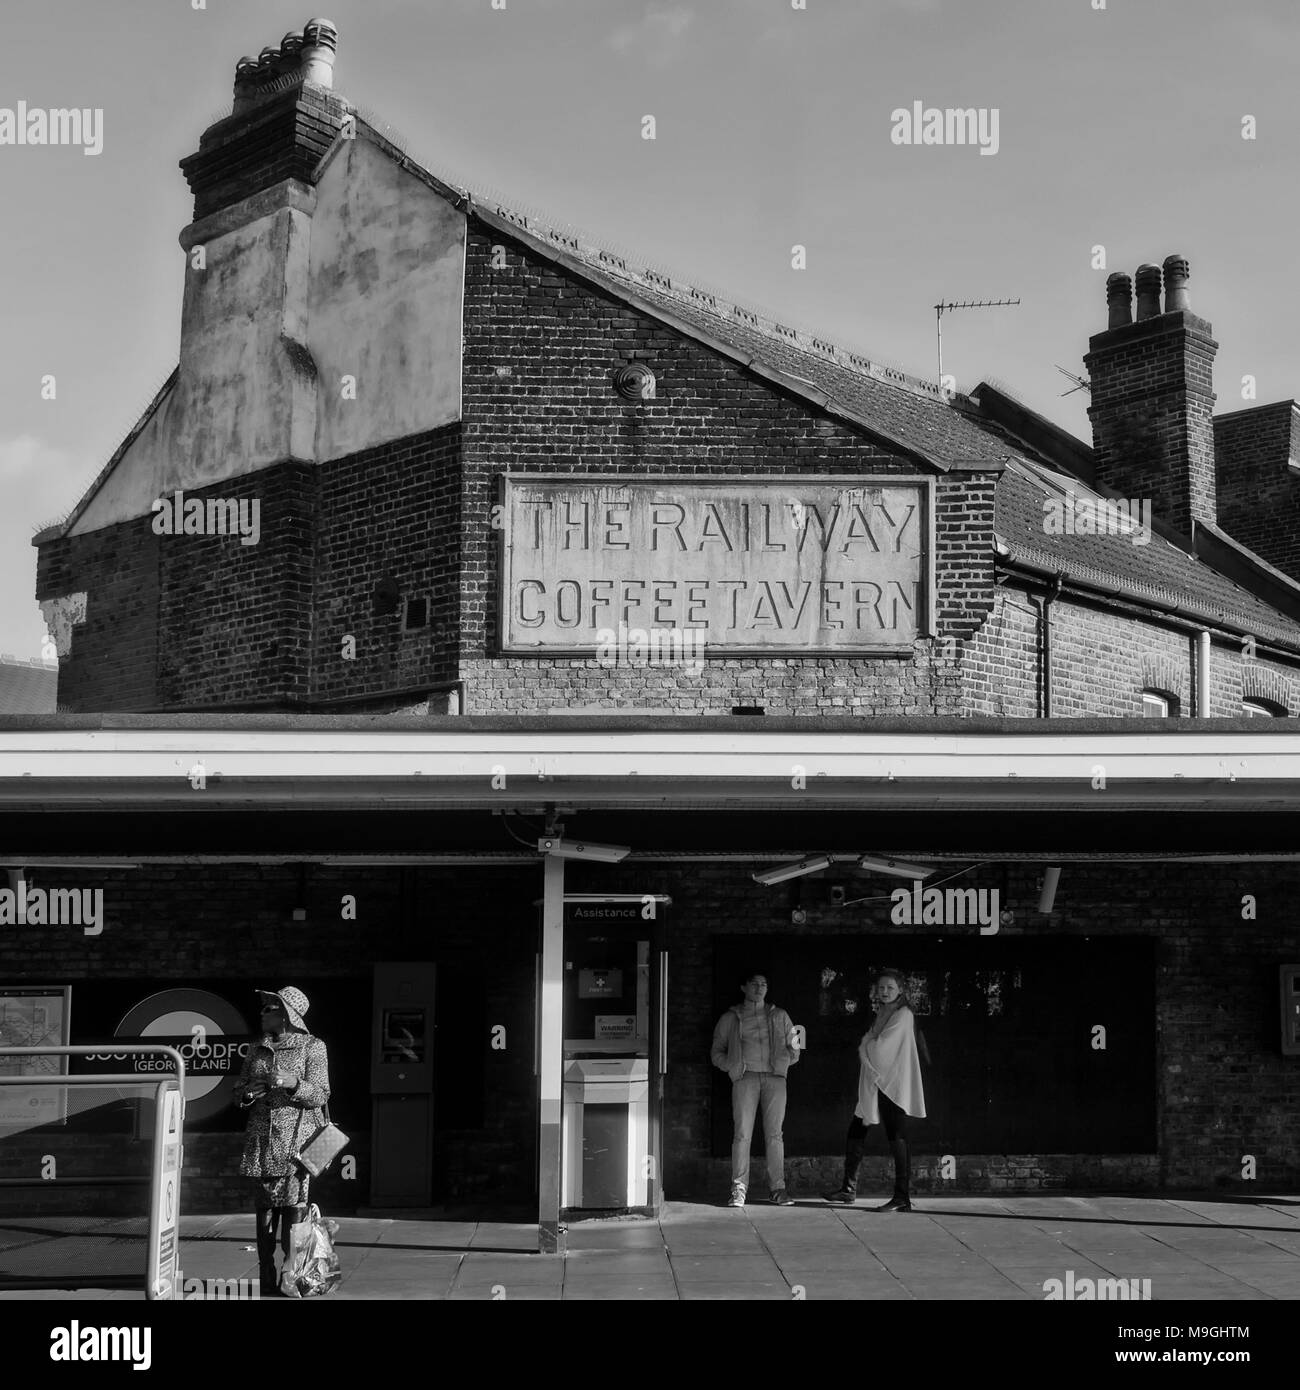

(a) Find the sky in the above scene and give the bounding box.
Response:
[0,0,1296,659]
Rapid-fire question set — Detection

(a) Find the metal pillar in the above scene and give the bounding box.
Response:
[537,853,565,1253]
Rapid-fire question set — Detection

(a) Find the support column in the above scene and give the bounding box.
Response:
[538,854,565,1254]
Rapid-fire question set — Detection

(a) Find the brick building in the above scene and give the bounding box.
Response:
[5,23,1299,1246]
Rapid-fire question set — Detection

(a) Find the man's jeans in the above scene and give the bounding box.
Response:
[731,1071,786,1191]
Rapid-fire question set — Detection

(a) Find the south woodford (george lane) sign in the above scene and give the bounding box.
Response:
[499,475,935,654]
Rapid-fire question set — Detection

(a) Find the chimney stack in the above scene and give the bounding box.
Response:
[229,19,336,116]
[1083,254,1218,537]
[182,17,349,222]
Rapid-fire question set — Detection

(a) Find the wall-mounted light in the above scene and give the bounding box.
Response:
[857,855,936,879]
[753,855,832,886]
[538,837,630,863]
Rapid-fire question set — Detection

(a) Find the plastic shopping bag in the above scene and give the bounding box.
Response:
[280,1204,343,1298]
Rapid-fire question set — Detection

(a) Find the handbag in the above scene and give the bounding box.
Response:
[296,1102,350,1177]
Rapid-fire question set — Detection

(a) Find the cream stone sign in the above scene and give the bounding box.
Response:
[500,475,934,654]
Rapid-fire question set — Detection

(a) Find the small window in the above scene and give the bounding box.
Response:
[1242,698,1285,717]
[1140,690,1174,718]
[402,597,428,632]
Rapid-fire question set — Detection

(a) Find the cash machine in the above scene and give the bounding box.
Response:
[556,896,668,1214]
[370,962,436,1205]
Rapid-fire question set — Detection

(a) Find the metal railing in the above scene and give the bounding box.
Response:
[0,1046,187,1298]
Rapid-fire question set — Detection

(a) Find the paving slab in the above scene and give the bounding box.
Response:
[2,1195,1295,1301]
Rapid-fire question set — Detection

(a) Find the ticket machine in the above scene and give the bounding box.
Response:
[556,897,667,1214]
[370,963,436,1206]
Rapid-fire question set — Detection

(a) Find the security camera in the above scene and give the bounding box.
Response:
[537,837,631,864]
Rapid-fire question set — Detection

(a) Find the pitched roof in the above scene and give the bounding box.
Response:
[996,460,1300,649]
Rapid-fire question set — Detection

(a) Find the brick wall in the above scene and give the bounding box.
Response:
[154,467,314,708]
[41,428,463,712]
[36,521,161,711]
[965,588,1298,718]
[313,424,461,701]
[457,225,997,714]
[179,86,349,221]
[1215,401,1300,583]
[5,858,1295,1210]
[964,590,1040,717]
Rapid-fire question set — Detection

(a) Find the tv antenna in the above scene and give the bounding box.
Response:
[1055,365,1091,398]
[934,298,1020,394]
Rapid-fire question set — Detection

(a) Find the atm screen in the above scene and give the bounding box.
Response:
[381,1008,425,1063]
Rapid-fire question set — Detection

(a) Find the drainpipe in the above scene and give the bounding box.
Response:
[1196,629,1211,716]
[1038,573,1065,717]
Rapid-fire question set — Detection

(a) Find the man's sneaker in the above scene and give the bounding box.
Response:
[770,1187,795,1206]
[822,1187,856,1204]
[727,1183,746,1208]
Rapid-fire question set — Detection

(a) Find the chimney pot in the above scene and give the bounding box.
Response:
[232,56,262,115]
[1134,263,1162,322]
[275,31,304,76]
[301,18,339,88]
[257,46,280,77]
[1105,272,1133,329]
[1163,254,1190,313]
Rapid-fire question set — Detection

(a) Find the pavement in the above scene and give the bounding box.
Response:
[2,1193,1298,1300]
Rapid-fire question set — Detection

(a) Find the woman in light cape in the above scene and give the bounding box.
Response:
[823,969,926,1211]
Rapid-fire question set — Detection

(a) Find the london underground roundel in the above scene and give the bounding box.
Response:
[114,989,253,1122]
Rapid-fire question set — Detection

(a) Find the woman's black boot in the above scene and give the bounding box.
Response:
[256,1207,280,1296]
[876,1137,912,1211]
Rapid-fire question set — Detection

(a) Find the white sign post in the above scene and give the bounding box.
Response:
[148,1082,183,1300]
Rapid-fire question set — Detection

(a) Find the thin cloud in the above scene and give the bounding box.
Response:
[608,5,696,63]
[0,435,89,531]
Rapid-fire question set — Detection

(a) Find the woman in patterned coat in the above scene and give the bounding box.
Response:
[235,986,330,1296]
